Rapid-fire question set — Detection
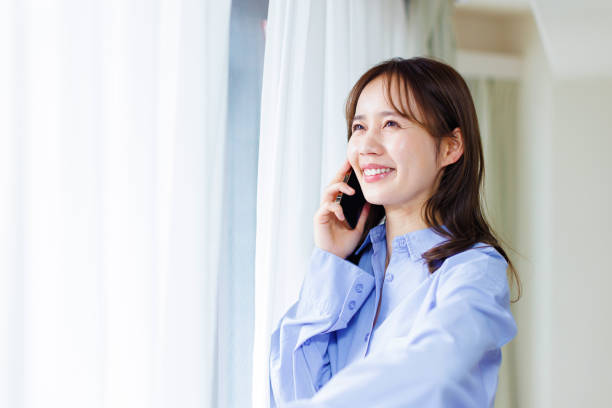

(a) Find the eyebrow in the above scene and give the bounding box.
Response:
[352,110,402,123]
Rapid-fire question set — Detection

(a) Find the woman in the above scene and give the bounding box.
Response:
[269,57,520,407]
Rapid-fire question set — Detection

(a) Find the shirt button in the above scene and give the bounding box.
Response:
[385,273,394,283]
[398,237,407,247]
[364,333,370,343]
[348,300,356,310]
[355,283,363,293]
[304,339,311,346]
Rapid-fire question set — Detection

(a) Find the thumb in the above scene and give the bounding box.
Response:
[356,202,371,232]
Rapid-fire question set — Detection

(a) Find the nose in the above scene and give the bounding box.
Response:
[357,127,383,156]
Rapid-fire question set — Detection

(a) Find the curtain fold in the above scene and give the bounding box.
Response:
[405,0,457,65]
[0,1,231,407]
[466,76,519,408]
[217,0,268,407]
[466,77,519,266]
[252,1,456,407]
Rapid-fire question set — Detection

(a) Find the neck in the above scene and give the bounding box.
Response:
[384,205,429,243]
[383,200,432,266]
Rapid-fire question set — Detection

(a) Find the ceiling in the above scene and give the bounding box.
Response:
[455,0,612,78]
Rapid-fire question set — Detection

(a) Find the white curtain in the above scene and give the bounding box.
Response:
[252,1,456,407]
[406,0,457,64]
[0,1,231,407]
[218,0,268,406]
[466,77,520,408]
[467,78,519,242]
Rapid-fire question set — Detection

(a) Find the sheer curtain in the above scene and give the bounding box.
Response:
[466,77,520,408]
[251,0,456,406]
[218,0,268,406]
[0,1,231,407]
[467,78,519,242]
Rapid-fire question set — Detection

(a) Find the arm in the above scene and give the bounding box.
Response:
[269,246,375,407]
[284,250,517,408]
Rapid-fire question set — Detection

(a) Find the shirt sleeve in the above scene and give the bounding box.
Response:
[282,249,517,408]
[269,246,375,407]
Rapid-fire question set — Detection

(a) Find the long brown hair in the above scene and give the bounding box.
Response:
[345,56,521,302]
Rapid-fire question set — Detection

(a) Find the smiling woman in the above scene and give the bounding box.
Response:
[269,56,521,407]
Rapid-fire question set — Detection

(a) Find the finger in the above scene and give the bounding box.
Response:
[331,159,352,184]
[314,201,343,224]
[321,182,355,205]
[356,202,371,231]
[325,201,345,221]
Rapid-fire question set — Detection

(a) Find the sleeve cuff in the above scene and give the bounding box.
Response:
[296,246,374,338]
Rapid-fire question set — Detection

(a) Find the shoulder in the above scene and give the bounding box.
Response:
[434,242,510,299]
[443,242,508,271]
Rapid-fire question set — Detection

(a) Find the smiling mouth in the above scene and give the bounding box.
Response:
[363,168,395,182]
[363,167,393,176]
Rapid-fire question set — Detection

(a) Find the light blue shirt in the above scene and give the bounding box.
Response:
[269,220,517,407]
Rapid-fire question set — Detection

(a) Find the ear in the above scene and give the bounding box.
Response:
[439,127,464,167]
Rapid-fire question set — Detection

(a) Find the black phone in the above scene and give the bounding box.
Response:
[335,168,366,229]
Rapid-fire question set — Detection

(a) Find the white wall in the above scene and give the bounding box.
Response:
[547,77,612,406]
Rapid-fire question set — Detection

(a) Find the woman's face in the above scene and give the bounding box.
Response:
[347,75,442,212]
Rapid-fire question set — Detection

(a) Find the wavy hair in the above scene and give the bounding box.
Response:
[345,56,521,302]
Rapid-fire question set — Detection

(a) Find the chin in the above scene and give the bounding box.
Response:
[363,192,392,206]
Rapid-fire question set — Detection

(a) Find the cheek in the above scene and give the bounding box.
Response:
[394,138,437,173]
[392,138,415,168]
[347,140,359,161]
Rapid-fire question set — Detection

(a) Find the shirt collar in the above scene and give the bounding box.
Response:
[354,216,386,256]
[354,216,450,261]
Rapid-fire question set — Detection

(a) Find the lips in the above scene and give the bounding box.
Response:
[363,168,395,183]
[361,163,394,170]
[363,167,393,176]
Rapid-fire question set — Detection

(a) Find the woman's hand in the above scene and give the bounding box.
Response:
[313,159,371,259]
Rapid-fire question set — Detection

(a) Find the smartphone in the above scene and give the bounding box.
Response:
[335,168,366,229]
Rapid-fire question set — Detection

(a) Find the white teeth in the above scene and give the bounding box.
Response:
[364,168,392,176]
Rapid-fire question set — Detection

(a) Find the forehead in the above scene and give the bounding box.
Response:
[355,74,422,121]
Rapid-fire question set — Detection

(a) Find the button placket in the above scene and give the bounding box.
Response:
[398,237,407,248]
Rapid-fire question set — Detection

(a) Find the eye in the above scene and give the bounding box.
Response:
[352,123,364,132]
[384,120,399,128]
